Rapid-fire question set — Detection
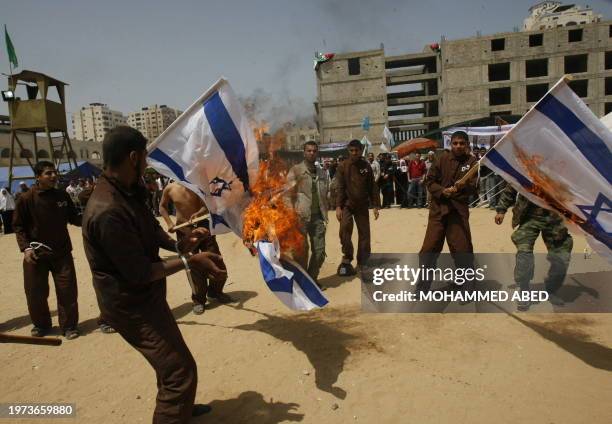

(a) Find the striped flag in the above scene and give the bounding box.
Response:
[256,240,328,310]
[482,77,612,261]
[147,78,259,236]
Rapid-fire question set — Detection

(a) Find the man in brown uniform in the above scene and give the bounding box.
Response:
[159,181,232,314]
[82,126,226,422]
[335,139,380,275]
[418,131,478,291]
[13,161,81,339]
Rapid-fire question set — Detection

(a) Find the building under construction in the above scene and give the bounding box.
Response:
[315,6,612,148]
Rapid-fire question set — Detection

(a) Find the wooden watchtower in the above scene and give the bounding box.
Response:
[6,70,77,188]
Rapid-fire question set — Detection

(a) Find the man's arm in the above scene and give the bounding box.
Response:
[158,185,175,231]
[335,163,347,209]
[367,163,380,209]
[425,157,444,199]
[12,196,32,252]
[495,183,516,214]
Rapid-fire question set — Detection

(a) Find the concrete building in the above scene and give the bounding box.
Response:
[285,125,320,150]
[315,4,611,148]
[1,115,103,167]
[72,103,126,142]
[524,1,602,30]
[127,104,182,142]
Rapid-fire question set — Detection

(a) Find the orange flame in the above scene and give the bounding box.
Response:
[242,158,304,258]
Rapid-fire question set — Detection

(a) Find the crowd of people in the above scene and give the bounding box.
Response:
[1,127,574,422]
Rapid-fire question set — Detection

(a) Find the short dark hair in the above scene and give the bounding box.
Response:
[348,139,363,150]
[450,131,469,142]
[103,126,148,169]
[303,141,318,150]
[33,160,56,176]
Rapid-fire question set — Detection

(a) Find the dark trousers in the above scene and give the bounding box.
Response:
[112,297,197,424]
[418,211,474,291]
[23,252,79,331]
[296,215,327,281]
[1,210,14,233]
[339,207,371,265]
[178,231,227,305]
[381,185,394,208]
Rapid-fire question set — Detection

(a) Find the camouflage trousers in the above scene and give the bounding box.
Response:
[510,213,573,293]
[296,215,327,282]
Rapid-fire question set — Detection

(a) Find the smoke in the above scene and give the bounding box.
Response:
[240,88,316,132]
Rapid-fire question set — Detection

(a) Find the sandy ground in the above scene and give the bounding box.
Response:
[1,207,611,424]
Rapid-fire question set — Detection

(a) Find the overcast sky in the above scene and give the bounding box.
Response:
[2,0,612,123]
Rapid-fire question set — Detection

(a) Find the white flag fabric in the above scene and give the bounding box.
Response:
[256,240,328,310]
[382,126,394,150]
[147,78,259,236]
[481,77,612,261]
[360,135,372,156]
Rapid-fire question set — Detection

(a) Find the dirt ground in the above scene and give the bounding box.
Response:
[1,208,611,424]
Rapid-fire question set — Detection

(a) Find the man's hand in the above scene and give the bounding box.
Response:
[336,207,343,222]
[168,225,176,233]
[495,212,505,225]
[178,227,211,252]
[373,208,379,220]
[441,187,456,198]
[189,252,227,281]
[24,249,38,265]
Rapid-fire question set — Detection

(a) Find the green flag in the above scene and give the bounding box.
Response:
[4,25,18,68]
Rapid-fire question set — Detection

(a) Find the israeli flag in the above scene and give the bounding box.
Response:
[256,240,328,310]
[147,78,259,236]
[482,77,612,261]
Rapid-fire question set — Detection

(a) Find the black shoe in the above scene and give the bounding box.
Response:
[192,404,212,416]
[337,263,356,277]
[192,303,205,315]
[548,292,565,306]
[517,299,530,312]
[31,326,50,337]
[64,329,80,340]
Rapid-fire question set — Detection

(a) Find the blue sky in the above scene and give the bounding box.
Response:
[2,0,612,123]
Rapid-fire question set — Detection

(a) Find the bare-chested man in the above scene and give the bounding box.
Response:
[159,182,233,314]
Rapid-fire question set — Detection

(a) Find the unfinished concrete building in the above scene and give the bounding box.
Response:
[315,9,612,149]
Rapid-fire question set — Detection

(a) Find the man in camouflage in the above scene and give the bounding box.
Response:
[495,185,573,310]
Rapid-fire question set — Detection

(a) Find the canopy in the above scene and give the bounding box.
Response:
[392,138,438,158]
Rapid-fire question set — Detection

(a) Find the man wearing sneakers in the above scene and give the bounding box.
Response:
[13,161,82,340]
[335,139,380,275]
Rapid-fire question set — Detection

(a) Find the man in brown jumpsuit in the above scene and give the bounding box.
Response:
[82,126,226,423]
[159,181,232,315]
[418,131,478,291]
[13,161,82,339]
[335,139,380,275]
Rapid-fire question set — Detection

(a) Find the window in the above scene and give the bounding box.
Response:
[20,149,33,158]
[490,111,511,117]
[491,38,505,51]
[526,83,549,102]
[609,25,612,38]
[489,87,511,105]
[606,77,612,96]
[526,58,548,78]
[606,102,612,114]
[606,52,612,70]
[348,57,360,75]
[568,80,588,98]
[529,33,543,47]
[568,28,583,42]
[488,63,510,81]
[564,54,588,73]
[37,149,49,158]
[1,148,11,158]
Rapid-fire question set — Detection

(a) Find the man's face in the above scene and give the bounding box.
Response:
[347,146,362,161]
[415,153,421,161]
[367,153,374,162]
[303,144,318,164]
[130,150,148,181]
[428,153,434,161]
[37,167,58,189]
[450,136,469,157]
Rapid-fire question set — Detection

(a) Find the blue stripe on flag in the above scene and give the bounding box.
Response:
[148,148,187,182]
[203,92,250,192]
[211,213,229,229]
[257,249,293,293]
[283,260,329,307]
[536,94,612,185]
[485,150,534,190]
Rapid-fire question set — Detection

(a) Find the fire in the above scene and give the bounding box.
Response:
[253,121,269,142]
[513,141,587,225]
[242,158,304,257]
